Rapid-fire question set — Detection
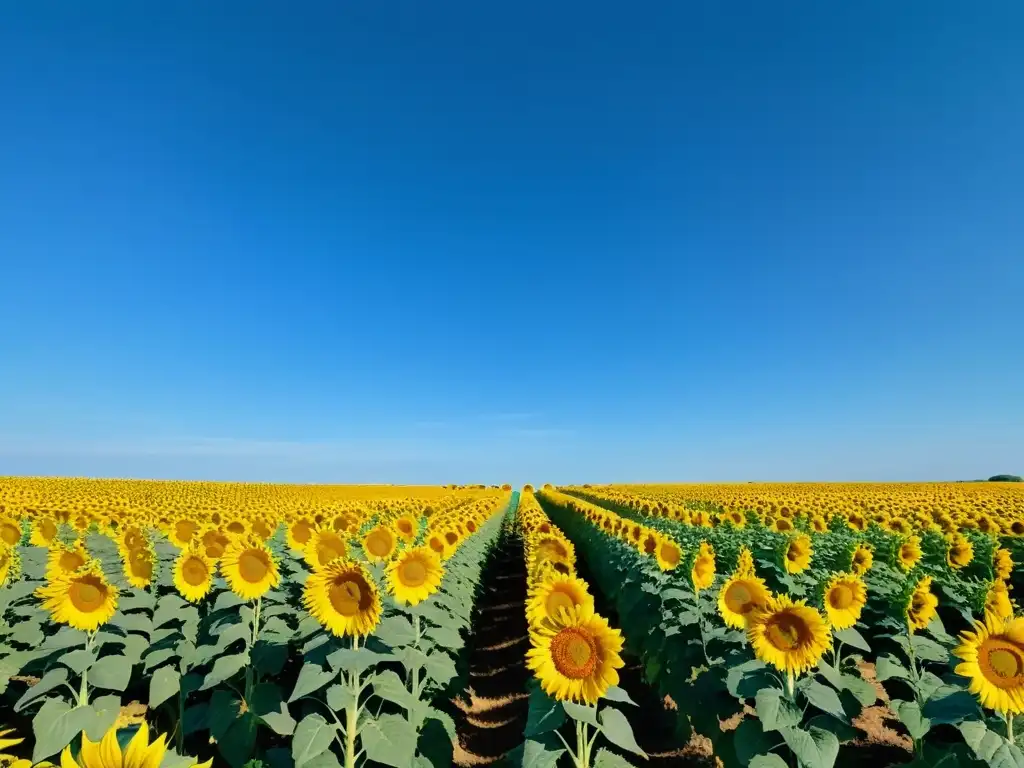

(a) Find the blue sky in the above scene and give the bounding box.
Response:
[1,2,1022,485]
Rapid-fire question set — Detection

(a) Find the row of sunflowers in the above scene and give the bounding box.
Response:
[530,483,1024,768]
[0,479,512,768]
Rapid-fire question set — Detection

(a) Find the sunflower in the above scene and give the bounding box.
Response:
[30,517,59,547]
[200,528,230,561]
[652,533,682,572]
[947,534,974,570]
[691,541,716,591]
[46,542,92,580]
[735,546,756,576]
[426,530,450,560]
[850,543,873,575]
[995,548,1014,581]
[907,575,939,632]
[303,529,350,569]
[121,544,155,590]
[174,547,214,603]
[718,572,771,629]
[526,604,625,704]
[747,594,831,675]
[362,525,396,563]
[118,525,146,553]
[897,536,922,571]
[526,573,595,628]
[823,573,867,630]
[953,612,1024,715]
[783,535,812,575]
[386,546,444,606]
[0,727,31,768]
[169,518,200,549]
[286,518,314,553]
[303,559,382,638]
[221,538,279,601]
[59,721,211,768]
[36,563,119,632]
[986,580,1014,621]
[0,518,21,548]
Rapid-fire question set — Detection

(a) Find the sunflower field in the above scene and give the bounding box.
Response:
[1,479,1024,768]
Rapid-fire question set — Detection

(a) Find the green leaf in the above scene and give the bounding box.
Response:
[425,625,463,650]
[958,721,1024,768]
[213,591,245,612]
[893,699,932,741]
[905,634,949,663]
[183,703,209,735]
[208,690,243,741]
[252,640,288,677]
[217,712,259,768]
[90,654,132,691]
[150,666,181,708]
[921,691,980,726]
[325,684,354,712]
[423,707,457,742]
[201,653,248,690]
[839,673,877,707]
[778,725,840,768]
[375,615,416,647]
[42,628,87,651]
[597,705,647,758]
[325,647,391,675]
[84,695,121,741]
[756,688,802,732]
[58,649,95,675]
[214,622,251,651]
[602,686,637,706]
[291,714,335,768]
[288,662,336,703]
[370,669,418,712]
[875,654,910,682]
[832,627,870,652]
[749,756,789,768]
[563,701,599,726]
[802,679,847,721]
[11,621,45,647]
[31,698,94,762]
[110,612,153,634]
[521,739,565,768]
[144,647,177,671]
[523,684,565,737]
[733,718,772,765]
[361,713,417,768]
[593,748,637,767]
[423,650,458,689]
[14,667,70,713]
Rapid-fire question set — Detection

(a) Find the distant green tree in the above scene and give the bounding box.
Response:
[988,474,1023,482]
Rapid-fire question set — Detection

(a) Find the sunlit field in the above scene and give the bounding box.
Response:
[1,478,1023,768]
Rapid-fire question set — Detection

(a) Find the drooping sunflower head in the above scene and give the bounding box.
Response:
[532,533,576,572]
[947,533,975,570]
[60,720,212,768]
[122,543,155,589]
[783,535,812,575]
[994,548,1014,581]
[174,547,214,603]
[221,538,280,601]
[30,517,59,547]
[850,543,873,576]
[896,536,923,572]
[953,612,1024,715]
[36,562,119,632]
[691,541,717,591]
[526,572,595,628]
[303,558,382,638]
[525,604,625,705]
[362,524,397,563]
[985,580,1015,621]
[386,546,444,606]
[718,572,771,629]
[906,575,940,632]
[822,572,867,630]
[746,594,831,675]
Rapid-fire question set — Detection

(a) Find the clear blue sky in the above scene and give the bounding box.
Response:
[1,2,1022,485]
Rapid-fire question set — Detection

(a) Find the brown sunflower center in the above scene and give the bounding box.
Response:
[329,574,370,616]
[182,557,209,586]
[365,530,393,557]
[69,576,107,613]
[316,535,346,565]
[1,523,21,546]
[764,612,809,652]
[545,588,578,619]
[828,584,855,610]
[725,581,760,614]
[291,521,312,545]
[660,543,681,567]
[238,549,270,583]
[550,627,599,680]
[227,521,245,535]
[429,536,445,554]
[980,639,1024,687]
[445,531,458,546]
[59,551,86,572]
[466,520,477,533]
[397,519,414,536]
[175,521,197,542]
[398,558,428,587]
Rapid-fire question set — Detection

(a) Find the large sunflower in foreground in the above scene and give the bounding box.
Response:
[526,573,594,628]
[60,721,211,768]
[303,559,382,638]
[691,541,716,592]
[746,594,831,675]
[386,546,444,606]
[36,563,119,632]
[718,572,771,629]
[906,575,939,632]
[822,572,867,630]
[953,612,1024,715]
[526,604,625,704]
[174,547,214,603]
[221,538,280,601]
[362,525,397,563]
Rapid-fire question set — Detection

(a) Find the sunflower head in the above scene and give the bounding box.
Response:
[526,572,595,629]
[689,541,716,592]
[994,548,1014,581]
[746,594,831,675]
[30,517,59,547]
[896,536,923,572]
[954,612,1024,715]
[46,542,92,580]
[525,604,625,704]
[905,575,940,633]
[735,546,756,576]
[985,580,1015,621]
[947,533,975,570]
[821,572,867,630]
[304,559,382,638]
[395,514,418,543]
[362,524,397,563]
[303,529,350,569]
[122,543,155,589]
[286,517,314,553]
[653,534,682,572]
[36,562,119,632]
[718,572,771,629]
[222,538,280,601]
[850,543,873,575]
[782,534,812,575]
[60,721,212,768]
[386,546,444,606]
[174,546,215,603]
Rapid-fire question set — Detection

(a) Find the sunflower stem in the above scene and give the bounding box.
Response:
[1008,711,1015,744]
[345,635,361,768]
[786,670,795,700]
[79,631,94,706]
[411,613,421,712]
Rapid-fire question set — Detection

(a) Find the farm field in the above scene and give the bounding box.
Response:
[1,479,1023,768]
